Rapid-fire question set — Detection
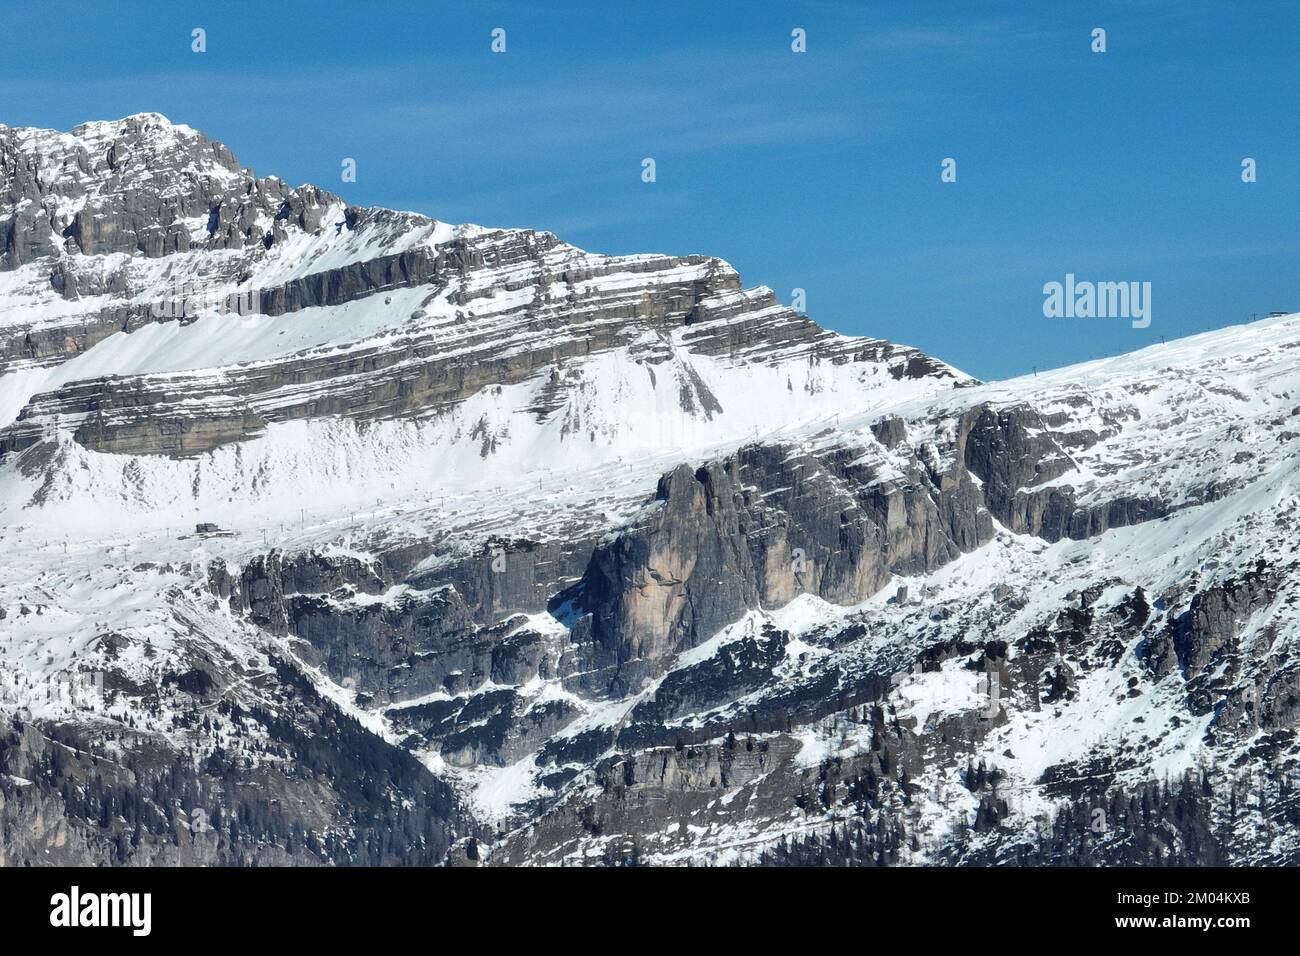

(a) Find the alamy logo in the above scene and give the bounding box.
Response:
[50,886,151,937]
[1042,273,1151,328]
[0,669,104,712]
[150,282,260,320]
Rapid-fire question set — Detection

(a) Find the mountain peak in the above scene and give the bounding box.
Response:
[1,118,960,462]
[7,112,208,153]
[72,110,179,130]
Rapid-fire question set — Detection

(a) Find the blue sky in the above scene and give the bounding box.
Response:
[3,0,1297,379]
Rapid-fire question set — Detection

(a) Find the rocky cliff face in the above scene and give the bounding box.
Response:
[565,438,992,698]
[2,115,1300,867]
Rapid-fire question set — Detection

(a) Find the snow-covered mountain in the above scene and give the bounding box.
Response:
[1,114,1296,866]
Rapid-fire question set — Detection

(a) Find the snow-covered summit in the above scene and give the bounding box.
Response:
[0,115,961,480]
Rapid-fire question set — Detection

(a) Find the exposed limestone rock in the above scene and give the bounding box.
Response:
[565,439,993,696]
